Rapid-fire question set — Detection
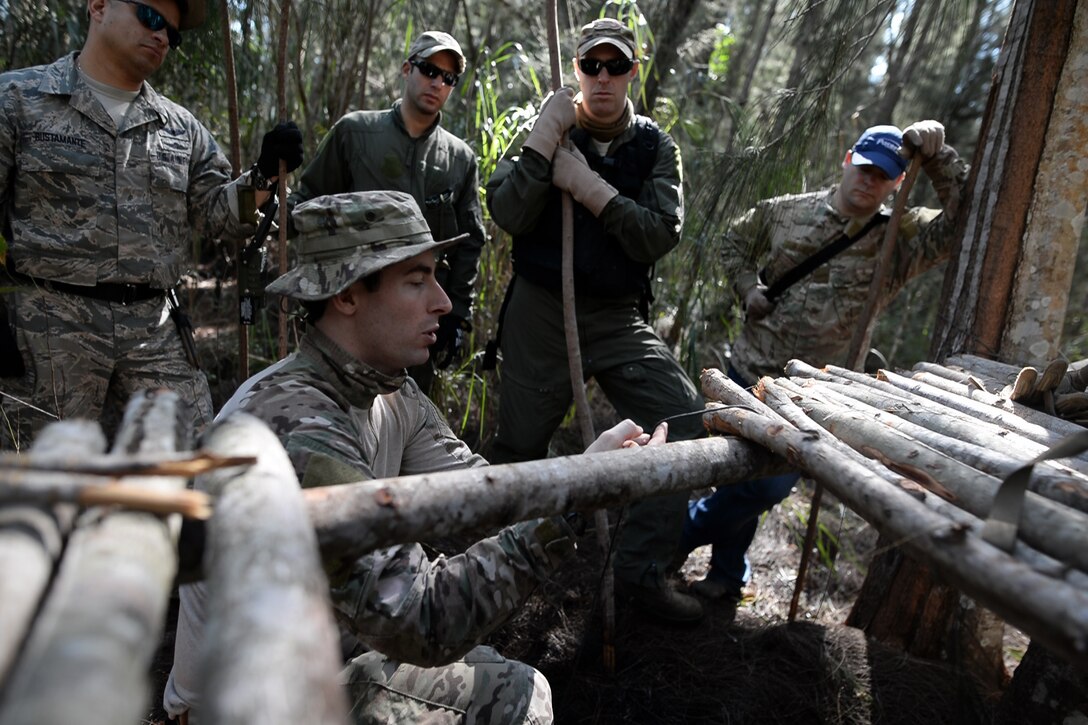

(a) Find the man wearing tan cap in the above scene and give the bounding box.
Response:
[485,17,705,624]
[166,190,666,724]
[0,0,303,448]
[292,30,486,392]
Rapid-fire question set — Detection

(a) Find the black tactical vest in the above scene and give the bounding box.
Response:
[512,116,661,298]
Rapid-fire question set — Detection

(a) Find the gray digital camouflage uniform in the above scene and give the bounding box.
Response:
[0,52,258,447]
[729,143,970,381]
[167,191,567,725]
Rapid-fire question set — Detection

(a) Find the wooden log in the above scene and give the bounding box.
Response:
[783,375,1088,515]
[701,368,1088,667]
[769,379,1088,588]
[785,360,1088,477]
[195,412,348,725]
[303,436,785,578]
[0,392,187,725]
[879,368,1087,444]
[913,361,982,387]
[0,421,104,688]
[773,380,1088,573]
[946,353,1027,383]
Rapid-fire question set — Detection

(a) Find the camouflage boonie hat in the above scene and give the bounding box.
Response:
[407,30,466,74]
[577,18,636,60]
[266,191,467,301]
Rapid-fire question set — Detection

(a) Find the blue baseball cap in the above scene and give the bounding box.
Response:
[851,125,907,179]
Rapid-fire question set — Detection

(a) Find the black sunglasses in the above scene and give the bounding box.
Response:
[115,0,182,50]
[410,59,459,87]
[578,57,634,77]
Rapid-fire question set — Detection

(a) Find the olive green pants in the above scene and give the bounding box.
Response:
[489,279,704,586]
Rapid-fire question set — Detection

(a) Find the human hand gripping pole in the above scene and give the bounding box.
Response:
[551,146,619,217]
[253,121,304,184]
[522,88,577,161]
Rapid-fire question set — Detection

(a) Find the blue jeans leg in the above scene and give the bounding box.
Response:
[681,472,800,591]
[678,364,800,591]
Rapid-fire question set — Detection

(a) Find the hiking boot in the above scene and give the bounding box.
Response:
[616,578,704,624]
[690,576,742,601]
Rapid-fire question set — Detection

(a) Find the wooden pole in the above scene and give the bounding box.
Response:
[0,421,102,686]
[275,0,291,360]
[544,1,615,671]
[302,436,783,581]
[195,413,349,724]
[219,0,248,380]
[699,368,1088,668]
[0,392,188,725]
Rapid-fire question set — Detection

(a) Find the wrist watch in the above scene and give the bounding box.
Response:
[248,164,276,191]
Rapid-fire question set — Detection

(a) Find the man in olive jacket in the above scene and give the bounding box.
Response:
[485,18,704,624]
[291,30,485,390]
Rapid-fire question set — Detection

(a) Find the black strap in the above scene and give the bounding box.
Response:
[764,211,891,302]
[6,269,162,305]
[482,275,517,371]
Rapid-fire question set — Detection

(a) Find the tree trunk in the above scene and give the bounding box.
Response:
[638,0,700,115]
[931,0,1083,363]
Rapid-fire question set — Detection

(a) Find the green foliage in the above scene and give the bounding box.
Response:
[707,25,733,81]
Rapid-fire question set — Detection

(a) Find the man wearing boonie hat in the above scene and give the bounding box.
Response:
[677,121,970,611]
[486,16,708,624]
[0,0,304,449]
[166,190,668,724]
[292,29,486,393]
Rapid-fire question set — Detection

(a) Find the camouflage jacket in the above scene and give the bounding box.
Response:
[213,328,564,664]
[0,53,256,288]
[486,111,684,271]
[291,102,487,320]
[728,145,969,382]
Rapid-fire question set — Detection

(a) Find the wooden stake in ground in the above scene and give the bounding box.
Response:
[543,1,614,672]
[275,0,291,360]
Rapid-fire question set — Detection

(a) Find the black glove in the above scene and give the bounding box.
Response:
[257,121,304,178]
[432,313,470,369]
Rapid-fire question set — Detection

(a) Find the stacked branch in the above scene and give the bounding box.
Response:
[193,413,348,724]
[699,367,1088,667]
[0,391,189,725]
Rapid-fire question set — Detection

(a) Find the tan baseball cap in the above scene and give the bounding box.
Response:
[267,191,467,301]
[407,30,466,74]
[577,18,636,60]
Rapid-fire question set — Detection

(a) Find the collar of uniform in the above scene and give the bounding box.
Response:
[45,52,171,128]
[391,99,442,140]
[39,53,82,95]
[299,326,406,409]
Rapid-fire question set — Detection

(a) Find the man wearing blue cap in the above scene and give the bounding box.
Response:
[676,121,969,611]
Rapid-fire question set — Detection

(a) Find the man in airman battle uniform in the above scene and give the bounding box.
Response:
[292,30,486,390]
[166,190,667,724]
[0,0,303,447]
